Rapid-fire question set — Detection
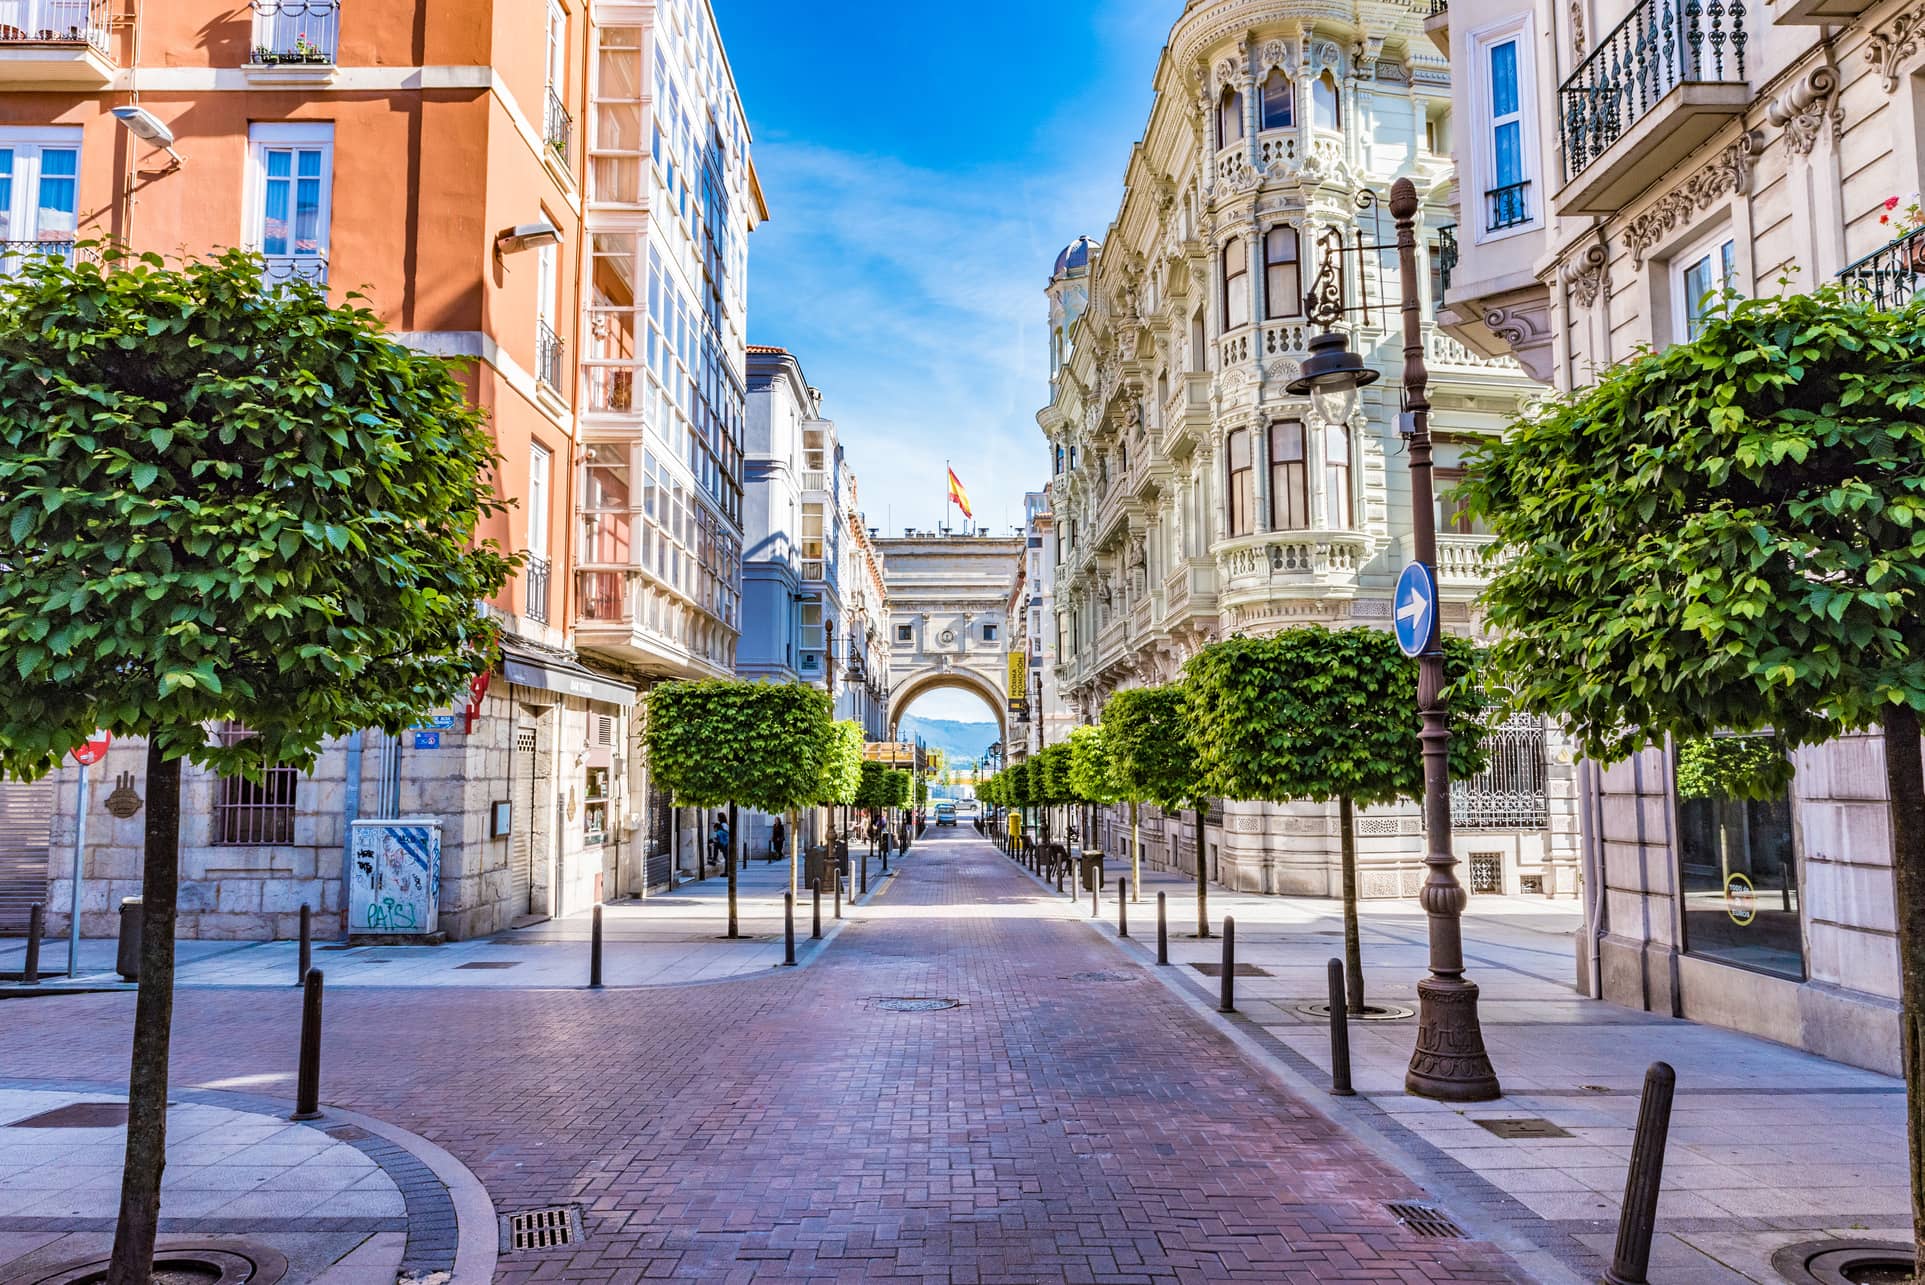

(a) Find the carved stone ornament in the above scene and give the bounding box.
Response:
[1869,2,1925,94]
[1571,0,1587,56]
[1624,132,1764,269]
[1560,236,1609,308]
[1260,38,1294,72]
[1765,65,1843,155]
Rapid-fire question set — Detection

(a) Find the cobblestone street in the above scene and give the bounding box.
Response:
[0,831,1524,1282]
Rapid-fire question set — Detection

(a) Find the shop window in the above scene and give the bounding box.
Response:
[1674,735,1804,980]
[584,765,610,846]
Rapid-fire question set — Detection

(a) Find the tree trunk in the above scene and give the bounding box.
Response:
[107,744,182,1285]
[789,810,799,900]
[726,801,739,939]
[1881,703,1925,1275]
[1339,794,1365,1015]
[1195,806,1210,939]
[1131,802,1141,902]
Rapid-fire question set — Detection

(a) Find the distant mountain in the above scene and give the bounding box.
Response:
[898,715,999,766]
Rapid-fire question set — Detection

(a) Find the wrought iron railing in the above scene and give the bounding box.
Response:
[1558,0,1748,180]
[261,253,328,286]
[1486,181,1531,231]
[524,555,551,624]
[1838,226,1925,311]
[536,319,565,390]
[544,86,572,163]
[1435,224,1457,294]
[1429,0,1448,13]
[0,0,112,51]
[1451,713,1550,830]
[250,0,340,64]
[0,239,81,276]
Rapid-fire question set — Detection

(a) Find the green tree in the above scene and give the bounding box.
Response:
[0,248,514,1284]
[1038,740,1076,844]
[817,719,864,840]
[740,681,833,896]
[1457,283,1925,1264]
[1103,685,1211,935]
[646,680,752,934]
[1185,629,1487,1012]
[854,759,892,850]
[1069,723,1125,886]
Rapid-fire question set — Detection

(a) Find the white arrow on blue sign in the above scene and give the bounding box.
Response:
[1394,561,1438,658]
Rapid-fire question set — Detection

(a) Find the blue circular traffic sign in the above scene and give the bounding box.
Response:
[1394,562,1438,658]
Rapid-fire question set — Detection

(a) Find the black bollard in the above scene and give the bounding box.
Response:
[1157,892,1168,965]
[835,871,843,920]
[860,851,869,896]
[1118,878,1128,938]
[1218,917,1236,1013]
[1056,860,1065,894]
[589,903,604,989]
[783,892,797,967]
[1327,958,1356,1096]
[22,902,42,985]
[1604,1062,1677,1285]
[292,968,325,1120]
[297,903,311,987]
[811,878,822,940]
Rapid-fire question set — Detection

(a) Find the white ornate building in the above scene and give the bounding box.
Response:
[1436,0,1916,1073]
[1039,0,1578,901]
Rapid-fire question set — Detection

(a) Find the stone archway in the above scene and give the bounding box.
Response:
[888,667,1009,744]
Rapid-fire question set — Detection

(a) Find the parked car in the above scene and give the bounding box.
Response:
[935,802,957,826]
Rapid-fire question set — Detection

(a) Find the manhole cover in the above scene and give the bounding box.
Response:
[1190,962,1272,978]
[1294,1001,1416,1022]
[871,997,962,1012]
[1385,1202,1466,1239]
[1772,1239,1916,1285]
[9,1103,129,1128]
[0,1244,287,1285]
[455,961,520,970]
[1474,1117,1572,1140]
[499,1205,584,1254]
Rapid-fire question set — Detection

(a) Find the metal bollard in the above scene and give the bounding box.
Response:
[22,902,42,985]
[589,903,604,989]
[1218,917,1236,1013]
[811,878,822,940]
[1327,958,1356,1096]
[1157,892,1168,965]
[291,968,325,1120]
[835,871,843,919]
[860,851,869,896]
[1118,879,1128,938]
[1056,861,1065,894]
[1604,1061,1677,1285]
[1089,877,1097,918]
[297,903,311,987]
[783,892,797,967]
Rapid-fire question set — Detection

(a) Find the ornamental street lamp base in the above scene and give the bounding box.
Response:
[1405,975,1501,1101]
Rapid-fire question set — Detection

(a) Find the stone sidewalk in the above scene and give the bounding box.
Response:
[0,842,910,990]
[1032,848,1907,1284]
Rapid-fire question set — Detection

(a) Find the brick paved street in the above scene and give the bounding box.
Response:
[0,831,1526,1283]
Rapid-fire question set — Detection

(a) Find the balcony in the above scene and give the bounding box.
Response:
[1425,0,1449,53]
[1838,227,1925,310]
[261,253,328,287]
[536,319,565,393]
[248,0,338,80]
[1426,324,1524,374]
[1486,181,1531,232]
[1436,225,1457,292]
[524,555,552,624]
[1436,534,1503,589]
[0,0,113,84]
[543,85,572,166]
[1215,531,1370,606]
[0,238,81,278]
[1556,0,1751,214]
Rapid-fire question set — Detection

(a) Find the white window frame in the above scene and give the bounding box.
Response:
[546,0,568,93]
[0,126,82,248]
[536,236,558,327]
[244,122,334,282]
[1468,17,1542,245]
[1669,225,1739,344]
[529,443,552,560]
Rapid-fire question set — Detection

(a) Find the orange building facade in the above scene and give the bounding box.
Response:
[4,0,764,943]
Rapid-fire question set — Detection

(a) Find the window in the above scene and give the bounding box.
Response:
[1222,238,1250,331]
[528,444,552,560]
[1435,468,1476,534]
[1262,226,1300,320]
[1189,309,1207,372]
[1323,423,1352,528]
[1216,85,1245,147]
[1260,69,1294,130]
[1269,421,1308,530]
[0,129,78,271]
[252,0,341,64]
[896,624,913,643]
[1674,735,1804,980]
[211,723,298,846]
[802,502,825,580]
[579,442,631,565]
[546,0,567,93]
[1675,233,1736,341]
[1313,71,1340,130]
[1226,428,1255,536]
[247,124,332,285]
[591,26,644,203]
[1486,40,1528,231]
[983,624,998,642]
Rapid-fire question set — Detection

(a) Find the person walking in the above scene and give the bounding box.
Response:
[710,813,730,875]
[770,817,785,865]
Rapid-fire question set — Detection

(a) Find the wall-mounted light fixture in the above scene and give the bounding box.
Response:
[111,106,184,166]
[494,220,562,258]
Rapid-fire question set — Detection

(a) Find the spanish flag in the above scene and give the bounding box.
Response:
[947,467,973,519]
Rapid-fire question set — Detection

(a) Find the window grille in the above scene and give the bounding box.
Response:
[211,722,299,845]
[1451,712,1548,830]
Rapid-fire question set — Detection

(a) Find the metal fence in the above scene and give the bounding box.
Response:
[250,0,340,63]
[1451,713,1549,830]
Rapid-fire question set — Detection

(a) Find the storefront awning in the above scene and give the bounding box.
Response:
[500,646,637,708]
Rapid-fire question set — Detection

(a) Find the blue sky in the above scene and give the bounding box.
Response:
[715,0,1171,721]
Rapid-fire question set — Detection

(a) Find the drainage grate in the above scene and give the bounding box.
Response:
[1385,1202,1467,1239]
[871,997,961,1012]
[499,1204,584,1253]
[9,1102,131,1128]
[1065,971,1133,983]
[455,961,520,970]
[1475,1117,1573,1140]
[1189,962,1272,978]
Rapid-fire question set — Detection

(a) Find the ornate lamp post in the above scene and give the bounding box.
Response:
[1288,176,1500,1103]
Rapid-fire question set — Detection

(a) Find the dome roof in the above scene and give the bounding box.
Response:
[1052,235,1099,279]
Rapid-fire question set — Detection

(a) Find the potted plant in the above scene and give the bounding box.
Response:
[1880,194,1925,272]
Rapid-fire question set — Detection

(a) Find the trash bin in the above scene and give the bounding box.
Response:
[804,844,834,892]
[116,896,142,981]
[1080,851,1106,892]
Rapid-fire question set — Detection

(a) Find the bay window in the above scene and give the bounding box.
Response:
[1323,423,1352,528]
[1313,71,1340,130]
[1260,69,1293,130]
[1222,238,1250,331]
[1268,421,1307,530]
[1262,226,1300,320]
[1216,85,1245,148]
[1226,428,1255,537]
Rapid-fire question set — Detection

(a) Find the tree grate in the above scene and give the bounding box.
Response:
[1475,1117,1572,1139]
[499,1205,584,1253]
[1385,1202,1467,1239]
[871,997,961,1012]
[1189,962,1271,977]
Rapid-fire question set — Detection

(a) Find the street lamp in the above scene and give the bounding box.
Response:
[1288,176,1500,1103]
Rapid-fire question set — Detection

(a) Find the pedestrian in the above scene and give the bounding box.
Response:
[770,817,785,864]
[710,812,730,873]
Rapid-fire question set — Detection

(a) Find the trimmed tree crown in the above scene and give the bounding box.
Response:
[1068,723,1122,803]
[1102,684,1205,810]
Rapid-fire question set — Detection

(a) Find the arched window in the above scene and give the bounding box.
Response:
[1217,85,1245,147]
[1313,70,1341,130]
[1260,69,1294,130]
[1263,226,1300,320]
[1226,428,1255,536]
[1222,238,1250,330]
